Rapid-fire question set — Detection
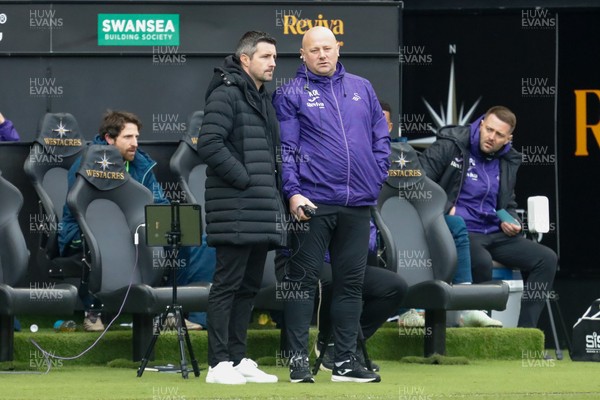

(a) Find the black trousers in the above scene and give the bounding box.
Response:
[469,232,558,328]
[282,203,371,363]
[207,243,268,368]
[317,263,407,341]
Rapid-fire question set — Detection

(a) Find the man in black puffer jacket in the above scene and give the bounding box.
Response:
[197,31,286,385]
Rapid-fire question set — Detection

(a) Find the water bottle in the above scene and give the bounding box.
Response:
[53,320,77,332]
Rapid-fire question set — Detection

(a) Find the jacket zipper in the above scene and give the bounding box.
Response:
[330,79,351,206]
[479,159,492,234]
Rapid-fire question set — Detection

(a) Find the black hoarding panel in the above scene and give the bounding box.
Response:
[557,11,600,276]
[0,3,399,54]
[0,2,400,142]
[402,9,558,254]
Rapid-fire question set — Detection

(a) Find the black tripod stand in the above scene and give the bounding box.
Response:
[137,201,200,379]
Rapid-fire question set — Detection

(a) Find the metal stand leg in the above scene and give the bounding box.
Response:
[546,297,563,360]
[137,305,200,378]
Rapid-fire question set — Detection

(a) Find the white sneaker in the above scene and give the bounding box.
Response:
[234,358,278,383]
[397,309,425,327]
[460,310,503,328]
[206,361,246,384]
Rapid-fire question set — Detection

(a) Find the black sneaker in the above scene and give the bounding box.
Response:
[289,356,314,383]
[314,340,334,372]
[331,356,381,383]
[355,350,380,372]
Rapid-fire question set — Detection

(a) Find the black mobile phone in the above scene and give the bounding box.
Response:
[299,204,316,218]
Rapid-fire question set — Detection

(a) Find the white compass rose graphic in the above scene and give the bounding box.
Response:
[95,151,114,171]
[52,119,71,138]
[422,57,481,132]
[409,55,482,148]
[393,152,411,169]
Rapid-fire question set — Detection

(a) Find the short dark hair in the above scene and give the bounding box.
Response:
[235,31,276,59]
[485,106,516,133]
[380,101,392,114]
[100,110,142,140]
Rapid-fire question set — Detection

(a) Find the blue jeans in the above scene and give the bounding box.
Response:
[444,215,472,284]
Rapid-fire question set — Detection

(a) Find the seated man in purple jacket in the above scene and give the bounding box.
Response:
[419,106,557,329]
[272,26,390,383]
[0,113,21,142]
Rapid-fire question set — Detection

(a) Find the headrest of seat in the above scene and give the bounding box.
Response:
[35,113,84,157]
[385,142,426,189]
[76,145,129,191]
[182,110,204,148]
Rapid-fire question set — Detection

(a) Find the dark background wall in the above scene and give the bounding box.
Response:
[0,0,401,278]
[1,0,600,350]
[0,2,401,142]
[399,1,600,349]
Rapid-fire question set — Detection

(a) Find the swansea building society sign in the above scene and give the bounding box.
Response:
[98,14,179,46]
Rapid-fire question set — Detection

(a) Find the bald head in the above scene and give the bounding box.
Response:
[300,27,340,77]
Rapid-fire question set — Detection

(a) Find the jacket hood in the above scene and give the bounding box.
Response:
[205,55,262,101]
[469,115,512,159]
[295,62,346,86]
[92,134,107,146]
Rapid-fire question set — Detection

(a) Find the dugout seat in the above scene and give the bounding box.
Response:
[0,171,78,361]
[375,142,509,356]
[23,112,85,278]
[169,111,206,230]
[66,144,210,361]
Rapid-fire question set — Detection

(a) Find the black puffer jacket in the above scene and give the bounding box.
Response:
[197,55,286,248]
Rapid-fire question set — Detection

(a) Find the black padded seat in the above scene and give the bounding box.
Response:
[0,171,78,361]
[66,145,210,361]
[375,142,509,356]
[23,112,85,277]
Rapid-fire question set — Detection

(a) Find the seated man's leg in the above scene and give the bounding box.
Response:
[444,215,473,284]
[360,265,407,339]
[487,236,557,328]
[457,232,504,328]
[468,232,496,283]
[63,244,104,332]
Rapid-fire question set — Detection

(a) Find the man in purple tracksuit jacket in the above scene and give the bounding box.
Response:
[272,26,389,383]
[419,106,557,329]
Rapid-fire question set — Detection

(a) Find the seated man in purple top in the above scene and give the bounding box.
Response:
[0,113,21,142]
[419,105,557,329]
